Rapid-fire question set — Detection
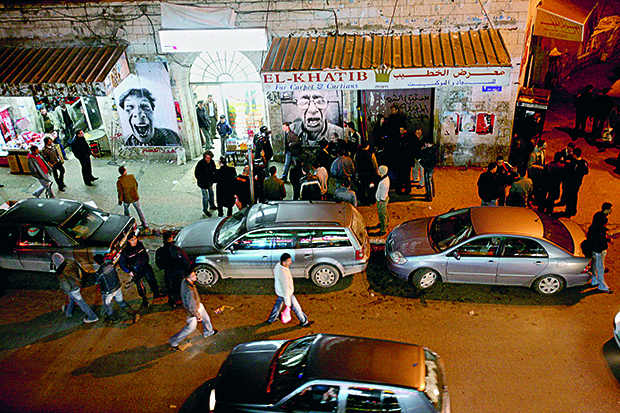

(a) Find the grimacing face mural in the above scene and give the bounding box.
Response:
[121,90,155,144]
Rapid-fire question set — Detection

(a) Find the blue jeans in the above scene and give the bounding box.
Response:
[201,186,216,214]
[168,303,215,346]
[267,295,308,324]
[413,159,424,186]
[102,287,133,316]
[424,168,434,199]
[65,289,98,322]
[123,200,147,227]
[280,152,298,181]
[592,250,609,291]
[33,179,55,198]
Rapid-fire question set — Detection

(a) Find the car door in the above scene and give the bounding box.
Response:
[221,230,273,278]
[445,236,500,284]
[0,224,23,270]
[271,228,314,278]
[16,225,57,272]
[497,237,549,286]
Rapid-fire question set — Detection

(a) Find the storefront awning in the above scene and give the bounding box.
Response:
[261,29,512,91]
[0,44,128,97]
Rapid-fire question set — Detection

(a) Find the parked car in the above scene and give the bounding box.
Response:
[386,206,591,295]
[0,198,135,273]
[175,201,369,288]
[209,333,449,413]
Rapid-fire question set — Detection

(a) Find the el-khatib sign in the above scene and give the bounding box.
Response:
[261,66,511,92]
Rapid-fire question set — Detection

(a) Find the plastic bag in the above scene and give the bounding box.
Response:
[280,305,292,323]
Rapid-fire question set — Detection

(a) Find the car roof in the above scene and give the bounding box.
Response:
[247,201,351,230]
[0,198,82,226]
[470,206,544,238]
[306,334,426,391]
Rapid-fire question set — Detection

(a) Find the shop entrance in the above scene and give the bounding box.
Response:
[190,51,265,160]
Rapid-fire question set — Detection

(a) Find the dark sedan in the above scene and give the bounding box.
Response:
[210,333,449,413]
[0,198,135,273]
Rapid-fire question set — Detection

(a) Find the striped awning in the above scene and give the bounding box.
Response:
[261,29,512,91]
[0,44,128,97]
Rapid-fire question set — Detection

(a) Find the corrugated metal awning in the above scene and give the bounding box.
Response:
[261,29,512,91]
[0,44,128,97]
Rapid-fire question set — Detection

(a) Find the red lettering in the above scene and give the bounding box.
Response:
[324,73,336,82]
[337,72,346,81]
[357,72,368,81]
[263,74,274,83]
[275,74,285,83]
[293,73,305,82]
[349,72,356,81]
[308,73,320,82]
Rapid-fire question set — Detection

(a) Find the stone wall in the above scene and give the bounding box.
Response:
[0,0,531,163]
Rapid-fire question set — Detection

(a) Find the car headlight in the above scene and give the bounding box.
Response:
[389,251,407,264]
[209,388,216,412]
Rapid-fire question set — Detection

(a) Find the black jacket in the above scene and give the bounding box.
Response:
[156,242,190,279]
[95,260,122,294]
[477,171,501,202]
[215,164,237,207]
[195,158,217,188]
[71,136,92,161]
[587,211,610,253]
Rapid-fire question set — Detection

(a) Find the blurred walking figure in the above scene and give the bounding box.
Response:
[574,85,594,137]
[587,203,613,294]
[592,87,614,142]
[41,137,66,192]
[119,233,164,308]
[117,166,148,229]
[168,269,218,350]
[94,254,139,323]
[266,253,313,327]
[53,253,98,323]
[156,231,191,308]
[27,145,55,199]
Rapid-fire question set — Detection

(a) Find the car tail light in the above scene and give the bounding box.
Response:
[355,247,364,260]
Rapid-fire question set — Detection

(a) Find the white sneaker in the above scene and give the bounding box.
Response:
[83,317,99,323]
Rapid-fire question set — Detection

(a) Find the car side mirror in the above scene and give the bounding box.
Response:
[450,251,461,260]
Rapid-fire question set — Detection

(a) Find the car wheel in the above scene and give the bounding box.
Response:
[310,264,340,288]
[533,275,564,295]
[194,264,220,287]
[412,268,441,290]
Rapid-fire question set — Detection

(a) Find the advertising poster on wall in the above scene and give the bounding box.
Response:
[279,90,344,147]
[113,62,181,147]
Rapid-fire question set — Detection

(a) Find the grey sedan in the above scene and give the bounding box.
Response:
[386,207,591,295]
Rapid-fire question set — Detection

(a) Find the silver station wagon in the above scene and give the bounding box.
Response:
[175,201,369,288]
[386,206,591,295]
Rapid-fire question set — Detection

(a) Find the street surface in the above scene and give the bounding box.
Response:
[2,64,620,412]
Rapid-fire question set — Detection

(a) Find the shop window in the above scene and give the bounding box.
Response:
[190,51,260,83]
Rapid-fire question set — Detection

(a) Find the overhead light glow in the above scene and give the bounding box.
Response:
[159,29,268,53]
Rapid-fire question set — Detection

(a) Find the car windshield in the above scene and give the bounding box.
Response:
[429,208,475,251]
[423,349,446,412]
[534,210,575,254]
[215,209,248,248]
[59,205,104,241]
[269,335,317,400]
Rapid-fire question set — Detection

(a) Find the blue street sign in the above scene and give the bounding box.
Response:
[482,86,502,92]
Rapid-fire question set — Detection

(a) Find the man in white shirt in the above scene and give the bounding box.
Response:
[266,253,313,327]
[371,165,390,236]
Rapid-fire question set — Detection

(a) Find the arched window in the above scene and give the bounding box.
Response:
[190,51,260,83]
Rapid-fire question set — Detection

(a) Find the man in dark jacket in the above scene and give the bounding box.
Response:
[394,126,413,195]
[300,164,322,201]
[587,203,613,293]
[419,140,438,202]
[234,166,252,208]
[71,129,98,186]
[214,157,237,217]
[562,147,589,217]
[477,162,501,206]
[168,269,218,350]
[281,122,302,182]
[196,100,212,149]
[53,253,98,323]
[593,87,615,141]
[119,233,164,308]
[574,85,594,137]
[542,152,564,214]
[355,140,378,205]
[94,254,139,322]
[264,165,286,201]
[156,231,191,308]
[194,150,217,217]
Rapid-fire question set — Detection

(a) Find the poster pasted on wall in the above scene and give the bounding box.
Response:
[279,90,344,147]
[442,111,496,136]
[114,62,181,147]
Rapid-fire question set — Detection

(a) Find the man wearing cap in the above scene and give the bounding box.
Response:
[168,269,218,350]
[216,115,233,156]
[369,165,390,236]
[53,253,99,323]
[27,145,55,199]
[94,254,139,323]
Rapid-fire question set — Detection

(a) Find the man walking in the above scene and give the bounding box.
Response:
[168,269,218,350]
[264,165,286,201]
[119,233,164,308]
[587,203,613,294]
[194,150,217,217]
[94,254,139,323]
[216,115,233,156]
[41,137,66,192]
[27,145,55,199]
[195,100,212,149]
[281,122,302,182]
[266,253,313,327]
[71,130,98,186]
[156,231,191,308]
[53,253,99,323]
[477,162,500,206]
[562,147,589,217]
[117,166,148,229]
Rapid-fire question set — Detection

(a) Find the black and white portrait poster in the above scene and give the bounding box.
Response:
[279,90,344,147]
[114,62,181,147]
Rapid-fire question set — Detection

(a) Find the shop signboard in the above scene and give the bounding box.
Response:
[533,8,583,42]
[262,66,511,92]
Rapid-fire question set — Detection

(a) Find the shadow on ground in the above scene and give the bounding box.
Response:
[72,344,173,378]
[365,251,599,307]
